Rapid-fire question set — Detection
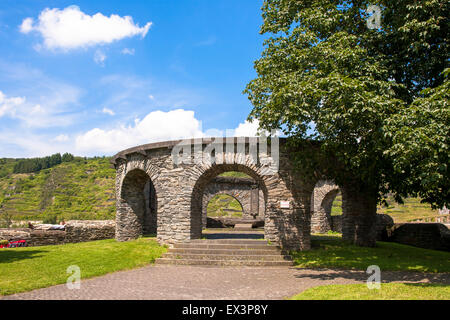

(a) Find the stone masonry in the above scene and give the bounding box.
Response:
[112,137,316,251]
[0,220,115,246]
[201,176,265,226]
[111,137,381,250]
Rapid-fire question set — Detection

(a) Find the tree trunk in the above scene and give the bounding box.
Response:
[341,185,377,247]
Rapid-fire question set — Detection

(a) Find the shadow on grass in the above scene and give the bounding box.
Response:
[292,268,450,284]
[0,250,46,264]
[292,234,450,274]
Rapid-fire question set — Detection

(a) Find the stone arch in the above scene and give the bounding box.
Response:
[311,180,340,233]
[190,163,269,240]
[201,176,265,226]
[204,192,244,217]
[111,137,318,250]
[116,165,159,241]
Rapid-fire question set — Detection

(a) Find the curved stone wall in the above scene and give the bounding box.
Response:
[112,137,315,250]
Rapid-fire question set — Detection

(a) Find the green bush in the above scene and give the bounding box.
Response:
[42,213,57,224]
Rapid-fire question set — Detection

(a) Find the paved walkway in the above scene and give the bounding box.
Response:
[3,265,450,300]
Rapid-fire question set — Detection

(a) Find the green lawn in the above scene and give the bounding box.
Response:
[0,237,166,296]
[290,283,450,300]
[291,234,450,273]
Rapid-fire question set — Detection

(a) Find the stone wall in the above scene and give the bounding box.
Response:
[64,220,115,243]
[328,214,394,241]
[310,180,340,233]
[113,138,316,251]
[202,176,265,226]
[0,220,115,247]
[386,223,450,251]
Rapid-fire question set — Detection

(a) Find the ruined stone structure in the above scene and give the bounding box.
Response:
[112,137,316,250]
[111,137,380,250]
[310,180,394,240]
[310,180,340,233]
[201,176,265,226]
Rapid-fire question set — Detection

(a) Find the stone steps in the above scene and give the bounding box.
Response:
[162,253,292,261]
[155,258,293,267]
[156,238,293,267]
[173,243,281,250]
[168,248,286,255]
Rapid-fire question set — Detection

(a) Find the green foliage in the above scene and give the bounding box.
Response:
[245,0,448,207]
[385,69,450,209]
[42,213,58,224]
[61,152,75,162]
[0,210,13,228]
[219,171,251,178]
[0,156,116,221]
[12,153,65,174]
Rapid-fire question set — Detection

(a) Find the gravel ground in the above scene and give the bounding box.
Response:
[3,264,449,300]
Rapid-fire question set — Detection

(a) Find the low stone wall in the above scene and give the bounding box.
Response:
[0,220,116,247]
[64,220,115,243]
[206,217,264,229]
[386,223,450,251]
[329,214,394,241]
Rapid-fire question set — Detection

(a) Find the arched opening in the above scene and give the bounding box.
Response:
[206,194,244,218]
[191,164,268,240]
[311,180,341,234]
[116,169,158,241]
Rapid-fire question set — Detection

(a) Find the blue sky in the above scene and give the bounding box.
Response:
[0,1,266,157]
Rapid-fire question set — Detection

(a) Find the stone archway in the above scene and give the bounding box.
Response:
[310,180,340,233]
[201,176,265,227]
[190,163,270,241]
[111,137,379,250]
[205,192,244,217]
[115,155,162,241]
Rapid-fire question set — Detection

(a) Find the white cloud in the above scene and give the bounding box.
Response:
[102,107,115,116]
[75,109,203,154]
[94,49,107,66]
[233,120,260,137]
[54,134,69,142]
[0,91,26,117]
[19,18,34,33]
[148,94,154,100]
[20,5,152,50]
[121,48,135,55]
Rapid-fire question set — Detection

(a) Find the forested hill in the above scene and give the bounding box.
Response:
[0,156,116,224]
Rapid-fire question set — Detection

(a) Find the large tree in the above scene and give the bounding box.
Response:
[245,0,448,245]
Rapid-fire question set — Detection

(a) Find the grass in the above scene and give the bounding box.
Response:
[0,237,167,296]
[290,283,450,300]
[291,234,450,273]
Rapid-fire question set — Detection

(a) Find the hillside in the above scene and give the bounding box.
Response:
[0,159,440,225]
[0,157,115,225]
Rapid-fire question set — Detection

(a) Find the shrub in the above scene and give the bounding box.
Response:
[42,213,57,224]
